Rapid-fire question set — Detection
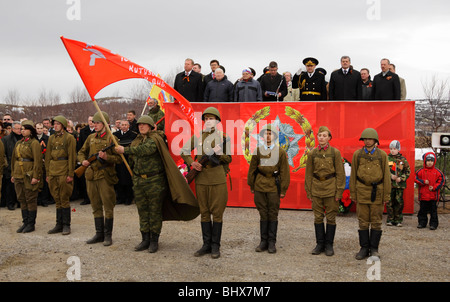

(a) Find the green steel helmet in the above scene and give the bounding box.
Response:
[92,111,110,124]
[259,124,278,139]
[359,128,379,143]
[202,107,221,122]
[137,115,155,127]
[52,115,68,128]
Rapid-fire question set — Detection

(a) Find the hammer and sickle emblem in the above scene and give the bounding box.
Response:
[83,48,106,66]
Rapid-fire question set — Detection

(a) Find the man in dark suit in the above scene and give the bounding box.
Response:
[113,120,137,205]
[174,58,204,102]
[329,56,362,100]
[292,57,328,101]
[372,58,401,100]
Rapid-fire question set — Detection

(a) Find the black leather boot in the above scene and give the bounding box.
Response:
[48,208,63,234]
[324,224,336,256]
[194,222,212,257]
[268,221,278,254]
[62,207,71,235]
[17,210,29,233]
[148,232,159,253]
[355,229,370,260]
[135,231,150,251]
[211,222,222,259]
[86,217,104,244]
[103,218,114,246]
[311,223,325,255]
[370,229,382,258]
[23,210,37,233]
[255,221,269,252]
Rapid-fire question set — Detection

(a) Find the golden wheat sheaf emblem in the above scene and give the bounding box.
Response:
[241,106,315,172]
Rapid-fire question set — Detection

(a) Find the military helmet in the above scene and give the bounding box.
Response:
[318,126,332,139]
[202,107,221,122]
[259,124,278,139]
[137,115,155,127]
[359,128,379,143]
[92,111,110,124]
[52,115,68,128]
[21,120,35,128]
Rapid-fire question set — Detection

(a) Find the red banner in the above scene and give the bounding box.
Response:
[61,36,197,129]
[166,101,415,214]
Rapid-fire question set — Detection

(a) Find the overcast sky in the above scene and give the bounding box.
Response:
[1,0,449,103]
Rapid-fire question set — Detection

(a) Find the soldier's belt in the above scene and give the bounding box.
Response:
[55,157,68,161]
[135,170,165,179]
[256,168,277,178]
[302,91,321,95]
[17,158,34,162]
[313,173,336,181]
[357,176,383,202]
[356,176,383,187]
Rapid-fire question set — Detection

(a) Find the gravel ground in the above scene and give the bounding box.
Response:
[0,199,448,284]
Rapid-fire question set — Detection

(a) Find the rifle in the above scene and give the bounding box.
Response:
[74,140,132,178]
[185,137,230,184]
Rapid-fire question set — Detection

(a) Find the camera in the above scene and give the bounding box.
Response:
[431,133,450,149]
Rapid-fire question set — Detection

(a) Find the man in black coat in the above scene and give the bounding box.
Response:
[293,57,328,101]
[1,121,22,210]
[77,115,95,205]
[372,58,401,100]
[113,120,137,205]
[260,61,287,102]
[329,56,362,100]
[203,68,234,102]
[174,58,204,102]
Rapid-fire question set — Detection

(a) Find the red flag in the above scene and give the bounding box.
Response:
[60,36,197,129]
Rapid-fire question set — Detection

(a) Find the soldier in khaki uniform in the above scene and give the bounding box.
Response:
[181,107,232,259]
[247,125,290,254]
[305,126,345,256]
[11,120,42,233]
[349,128,391,260]
[78,111,122,246]
[45,116,77,235]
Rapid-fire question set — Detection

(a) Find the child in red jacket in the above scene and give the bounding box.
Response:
[415,152,445,230]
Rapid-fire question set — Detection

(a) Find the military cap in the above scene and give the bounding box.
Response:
[303,57,319,66]
[316,67,327,76]
[318,126,332,139]
[21,120,35,128]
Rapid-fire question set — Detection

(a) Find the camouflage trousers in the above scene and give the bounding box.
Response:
[387,188,404,224]
[133,175,168,234]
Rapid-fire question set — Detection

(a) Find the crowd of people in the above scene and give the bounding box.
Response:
[173,56,407,103]
[0,97,444,261]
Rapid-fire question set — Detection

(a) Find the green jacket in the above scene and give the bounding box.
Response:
[304,145,346,199]
[77,130,122,183]
[247,144,290,194]
[45,131,77,177]
[124,131,165,183]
